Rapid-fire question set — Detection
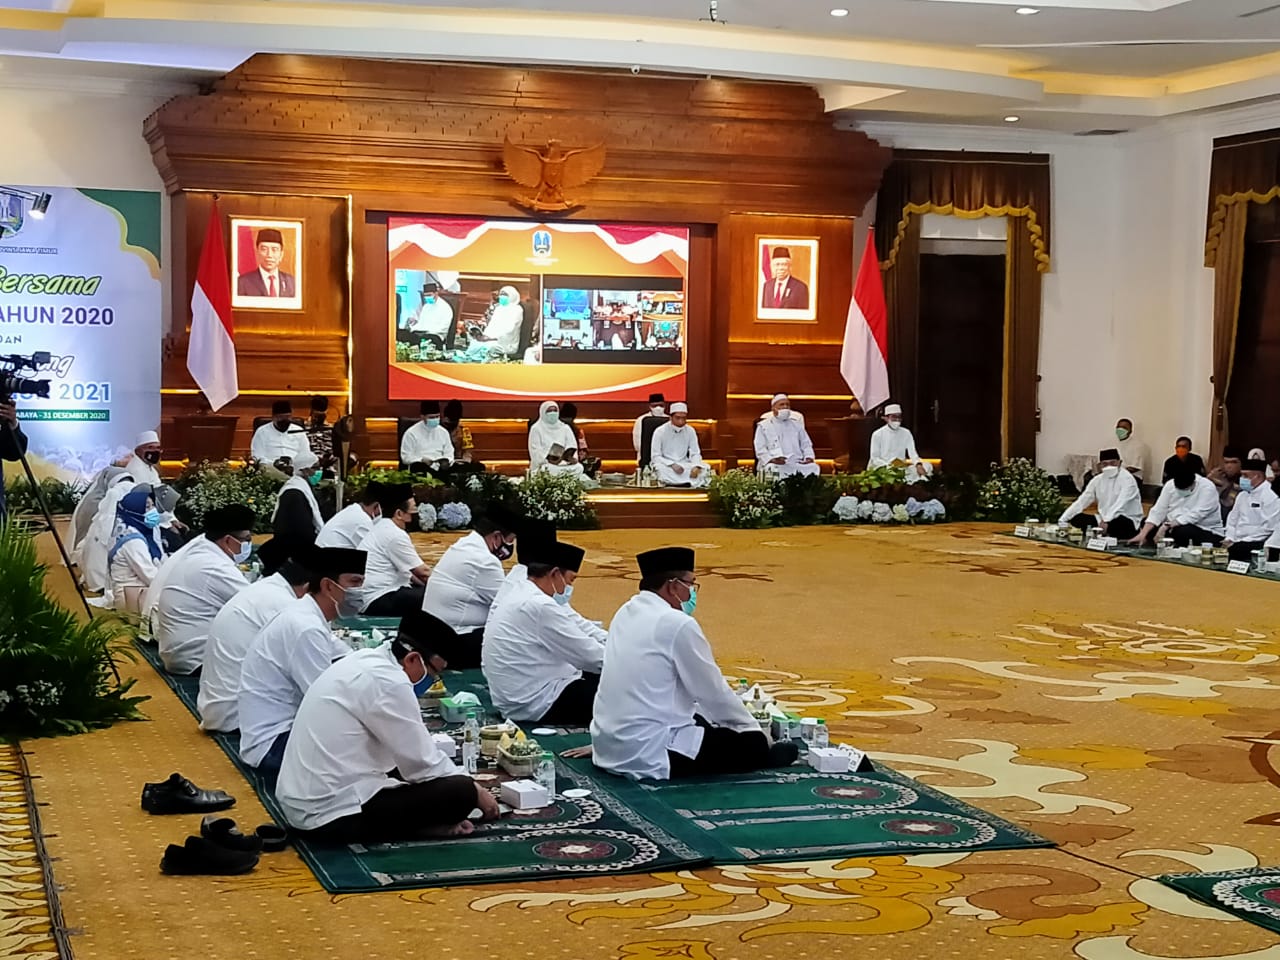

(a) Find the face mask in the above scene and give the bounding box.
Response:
[424,295,436,304]
[274,420,290,433]
[887,420,901,431]
[498,294,511,306]
[426,417,441,429]
[1241,477,1254,492]
[1176,487,1194,498]
[1116,427,1131,441]
[142,450,161,465]
[309,470,323,486]
[776,408,791,421]
[1176,450,1188,460]
[233,539,252,564]
[411,658,434,697]
[143,508,161,528]
[680,584,698,616]
[494,539,514,561]
[331,580,362,618]
[544,410,559,424]
[651,406,664,415]
[1101,465,1120,478]
[553,576,573,606]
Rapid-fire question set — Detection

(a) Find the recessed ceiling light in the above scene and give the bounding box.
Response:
[830,8,850,16]
[1004,115,1020,122]
[1015,6,1039,13]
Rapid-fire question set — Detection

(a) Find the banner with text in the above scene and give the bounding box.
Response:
[0,186,161,482]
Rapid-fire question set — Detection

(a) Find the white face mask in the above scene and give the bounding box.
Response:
[1101,465,1120,478]
[776,408,791,421]
[232,539,252,564]
[887,419,902,431]
[651,405,664,415]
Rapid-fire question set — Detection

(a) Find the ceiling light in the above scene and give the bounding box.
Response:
[830,8,850,16]
[1004,115,1020,122]
[1015,6,1039,13]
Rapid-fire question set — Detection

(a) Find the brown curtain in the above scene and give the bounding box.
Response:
[878,216,920,416]
[1005,219,1042,461]
[1208,202,1249,461]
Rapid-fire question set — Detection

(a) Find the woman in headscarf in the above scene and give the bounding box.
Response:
[477,285,525,358]
[70,465,129,561]
[80,470,138,593]
[527,400,586,482]
[108,487,163,614]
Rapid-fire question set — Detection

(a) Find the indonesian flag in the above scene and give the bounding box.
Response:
[187,201,238,410]
[839,229,890,413]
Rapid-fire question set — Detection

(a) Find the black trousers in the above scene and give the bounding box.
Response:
[538,673,600,726]
[364,584,426,618]
[1169,525,1225,548]
[430,627,484,670]
[302,775,479,845]
[668,714,770,779]
[1228,540,1268,563]
[1069,514,1139,540]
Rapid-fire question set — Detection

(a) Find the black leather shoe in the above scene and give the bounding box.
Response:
[160,836,258,876]
[767,741,800,768]
[255,823,289,853]
[200,815,263,853]
[141,773,235,815]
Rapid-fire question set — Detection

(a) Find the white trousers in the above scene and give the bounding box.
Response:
[655,461,712,488]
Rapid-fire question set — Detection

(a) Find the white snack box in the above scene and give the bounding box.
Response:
[499,779,551,809]
[807,747,852,773]
[432,733,457,758]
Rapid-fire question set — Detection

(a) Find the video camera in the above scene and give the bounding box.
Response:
[0,351,51,402]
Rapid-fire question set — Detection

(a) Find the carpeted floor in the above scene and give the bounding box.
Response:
[18,522,1280,959]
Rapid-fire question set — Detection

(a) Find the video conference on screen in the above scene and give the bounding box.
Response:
[386,217,689,402]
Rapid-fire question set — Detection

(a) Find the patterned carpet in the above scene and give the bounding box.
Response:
[16,523,1280,959]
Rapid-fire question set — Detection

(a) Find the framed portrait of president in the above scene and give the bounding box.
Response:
[231,217,303,311]
[756,236,817,322]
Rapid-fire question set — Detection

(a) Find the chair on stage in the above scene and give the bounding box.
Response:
[171,415,238,465]
[637,416,666,470]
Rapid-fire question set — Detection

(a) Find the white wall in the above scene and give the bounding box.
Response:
[856,102,1280,473]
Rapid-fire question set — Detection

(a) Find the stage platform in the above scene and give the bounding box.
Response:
[587,485,718,528]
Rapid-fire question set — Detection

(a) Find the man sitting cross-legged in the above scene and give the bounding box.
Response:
[483,535,604,726]
[276,615,498,843]
[587,547,798,780]
[1058,448,1144,540]
[1127,460,1226,549]
[1220,458,1280,562]
[357,482,432,616]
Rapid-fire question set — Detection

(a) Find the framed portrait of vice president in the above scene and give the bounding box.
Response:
[756,237,817,322]
[231,217,303,311]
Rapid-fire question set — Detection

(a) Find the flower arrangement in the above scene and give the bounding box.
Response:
[708,469,783,529]
[3,475,86,516]
[516,470,599,529]
[417,501,438,531]
[0,520,147,738]
[438,501,472,530]
[172,460,283,533]
[343,467,440,505]
[976,458,1064,523]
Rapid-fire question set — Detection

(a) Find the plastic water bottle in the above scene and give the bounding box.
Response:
[813,719,829,749]
[737,678,751,701]
[536,751,557,798]
[462,712,479,774]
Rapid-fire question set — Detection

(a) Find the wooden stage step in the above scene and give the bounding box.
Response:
[587,489,719,529]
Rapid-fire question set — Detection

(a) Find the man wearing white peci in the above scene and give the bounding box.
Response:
[868,403,932,483]
[649,403,712,488]
[754,393,818,479]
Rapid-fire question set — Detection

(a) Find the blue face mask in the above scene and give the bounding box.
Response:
[544,410,559,425]
[553,582,574,606]
[680,584,698,616]
[498,294,511,306]
[1241,477,1254,492]
[426,417,441,429]
[233,539,252,564]
[143,508,161,528]
[412,659,434,697]
[424,295,436,304]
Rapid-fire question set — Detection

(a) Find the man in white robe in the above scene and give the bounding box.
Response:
[400,400,455,469]
[124,430,163,486]
[754,394,818,478]
[650,403,711,488]
[238,546,366,780]
[1127,461,1226,549]
[1058,448,1144,540]
[589,547,798,780]
[407,282,454,342]
[1114,418,1152,484]
[150,504,253,675]
[250,399,314,467]
[868,403,932,482]
[316,480,382,549]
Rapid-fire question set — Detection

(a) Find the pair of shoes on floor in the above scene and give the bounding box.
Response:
[142,773,235,815]
[160,816,291,876]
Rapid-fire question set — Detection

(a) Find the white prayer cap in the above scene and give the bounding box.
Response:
[771,393,788,407]
[293,449,319,471]
[1249,447,1266,460]
[669,402,689,415]
[135,430,160,447]
[883,403,902,416]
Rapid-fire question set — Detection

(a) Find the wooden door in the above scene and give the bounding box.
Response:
[916,253,1006,474]
[1228,240,1280,455]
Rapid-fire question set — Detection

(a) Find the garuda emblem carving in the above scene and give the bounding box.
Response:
[501,136,606,213]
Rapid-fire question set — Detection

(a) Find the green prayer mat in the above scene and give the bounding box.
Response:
[133,638,707,892]
[1158,867,1280,934]
[543,734,1053,863]
[999,531,1280,582]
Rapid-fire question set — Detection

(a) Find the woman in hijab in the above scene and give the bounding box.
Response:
[81,470,137,593]
[70,465,129,560]
[108,487,163,614]
[477,285,525,358]
[527,400,586,482]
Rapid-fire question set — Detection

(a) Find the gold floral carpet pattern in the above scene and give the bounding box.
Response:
[18,523,1280,960]
[0,746,58,960]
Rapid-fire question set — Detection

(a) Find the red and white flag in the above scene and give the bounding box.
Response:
[187,201,238,411]
[839,229,890,413]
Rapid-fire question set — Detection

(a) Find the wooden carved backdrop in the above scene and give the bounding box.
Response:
[146,55,890,461]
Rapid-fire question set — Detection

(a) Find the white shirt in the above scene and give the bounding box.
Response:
[250,421,313,465]
[238,595,348,766]
[400,421,454,465]
[109,535,160,613]
[276,646,459,831]
[1116,434,1152,483]
[1059,469,1144,526]
[754,415,815,464]
[1146,475,1226,535]
[424,531,505,633]
[1225,482,1280,544]
[357,518,424,610]
[487,563,607,644]
[315,502,376,549]
[482,578,605,722]
[152,537,247,674]
[142,535,200,619]
[650,421,705,468]
[869,424,921,468]
[272,475,324,535]
[124,454,161,487]
[632,409,667,453]
[410,297,454,338]
[591,591,756,781]
[197,574,299,733]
